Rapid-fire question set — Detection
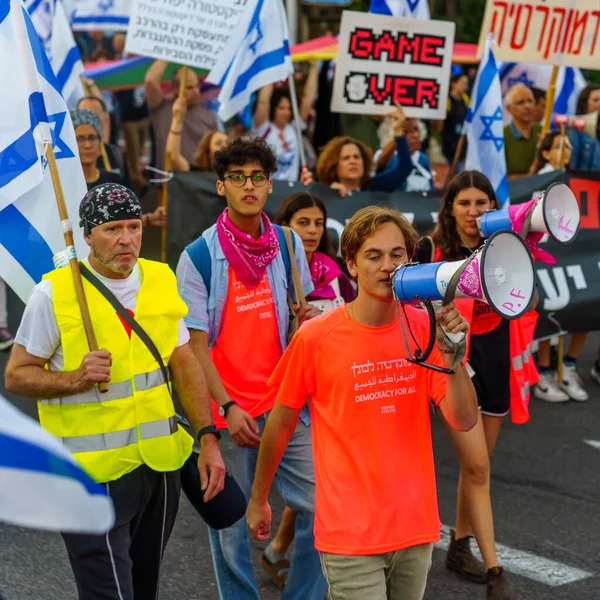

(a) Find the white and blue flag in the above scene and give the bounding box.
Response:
[369,0,430,19]
[499,62,586,122]
[71,0,129,31]
[0,0,87,302]
[25,0,84,108]
[465,37,509,207]
[206,0,293,123]
[0,392,114,533]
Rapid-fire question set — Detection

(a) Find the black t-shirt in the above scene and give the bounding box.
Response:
[416,239,511,414]
[86,169,123,192]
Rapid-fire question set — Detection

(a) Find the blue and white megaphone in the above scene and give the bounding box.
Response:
[477,182,580,245]
[393,230,536,322]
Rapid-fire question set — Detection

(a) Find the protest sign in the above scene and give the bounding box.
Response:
[478,0,600,69]
[124,0,246,70]
[165,169,600,339]
[331,11,455,119]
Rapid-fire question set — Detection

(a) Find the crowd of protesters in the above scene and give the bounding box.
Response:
[2,25,600,600]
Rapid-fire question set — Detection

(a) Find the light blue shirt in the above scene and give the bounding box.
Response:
[176,223,313,352]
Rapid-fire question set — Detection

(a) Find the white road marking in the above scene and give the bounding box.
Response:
[435,525,593,587]
[583,439,600,451]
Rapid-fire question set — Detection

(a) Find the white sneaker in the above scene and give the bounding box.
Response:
[534,373,569,402]
[559,366,589,401]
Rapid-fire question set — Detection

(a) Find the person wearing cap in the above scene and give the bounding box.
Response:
[5,184,226,600]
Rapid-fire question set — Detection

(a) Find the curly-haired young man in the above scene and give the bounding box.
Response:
[176,137,326,600]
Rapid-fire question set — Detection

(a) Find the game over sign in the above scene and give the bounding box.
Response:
[331,11,455,119]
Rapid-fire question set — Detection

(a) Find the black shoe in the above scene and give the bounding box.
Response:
[487,566,515,600]
[445,528,487,584]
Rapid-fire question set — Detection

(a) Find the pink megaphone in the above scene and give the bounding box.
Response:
[477,183,580,263]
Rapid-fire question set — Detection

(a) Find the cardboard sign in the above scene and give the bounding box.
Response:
[331,11,455,119]
[478,0,600,69]
[124,0,247,71]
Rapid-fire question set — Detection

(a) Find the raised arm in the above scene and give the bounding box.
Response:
[253,84,274,129]
[144,59,169,111]
[299,60,318,123]
[166,97,191,171]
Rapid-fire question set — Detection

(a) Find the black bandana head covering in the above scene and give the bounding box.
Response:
[79,184,142,234]
[70,109,102,139]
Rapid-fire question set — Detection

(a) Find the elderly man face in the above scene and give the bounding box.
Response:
[506,84,535,125]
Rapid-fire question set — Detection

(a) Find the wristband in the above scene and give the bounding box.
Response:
[170,129,182,135]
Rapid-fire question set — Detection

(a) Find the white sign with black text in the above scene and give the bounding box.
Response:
[124,0,248,71]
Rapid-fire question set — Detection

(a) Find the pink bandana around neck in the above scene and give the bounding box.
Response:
[309,252,342,300]
[216,209,280,288]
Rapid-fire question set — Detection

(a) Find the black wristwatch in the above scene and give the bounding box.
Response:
[218,400,237,418]
[197,425,221,444]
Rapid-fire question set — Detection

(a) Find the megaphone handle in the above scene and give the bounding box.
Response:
[430,300,466,345]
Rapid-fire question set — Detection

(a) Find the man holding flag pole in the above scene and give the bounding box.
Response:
[2,1,227,598]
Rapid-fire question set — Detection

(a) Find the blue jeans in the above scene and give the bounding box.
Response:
[207,412,326,600]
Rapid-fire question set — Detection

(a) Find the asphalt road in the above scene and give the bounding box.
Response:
[1,277,600,600]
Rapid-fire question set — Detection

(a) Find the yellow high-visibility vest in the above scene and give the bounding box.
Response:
[39,259,193,483]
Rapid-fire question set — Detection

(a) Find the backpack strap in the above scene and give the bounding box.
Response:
[273,224,294,285]
[185,236,212,296]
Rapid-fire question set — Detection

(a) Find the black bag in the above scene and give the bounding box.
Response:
[80,263,246,529]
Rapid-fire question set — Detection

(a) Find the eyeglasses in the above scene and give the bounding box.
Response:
[76,134,101,145]
[224,173,269,187]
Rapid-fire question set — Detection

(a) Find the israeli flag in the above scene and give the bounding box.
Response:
[71,0,129,31]
[25,0,84,108]
[369,0,430,19]
[465,37,509,207]
[206,0,293,123]
[0,0,88,302]
[499,62,586,122]
[0,392,114,533]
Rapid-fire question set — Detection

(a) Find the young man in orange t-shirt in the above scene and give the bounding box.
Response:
[247,206,479,600]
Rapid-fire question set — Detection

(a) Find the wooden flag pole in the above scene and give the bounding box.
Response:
[159,66,188,263]
[448,133,465,181]
[542,66,559,134]
[287,73,308,177]
[45,142,108,393]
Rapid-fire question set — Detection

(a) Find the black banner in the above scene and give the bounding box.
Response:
[166,170,600,338]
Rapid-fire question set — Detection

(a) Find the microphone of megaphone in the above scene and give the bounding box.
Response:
[477,182,580,244]
[392,230,536,320]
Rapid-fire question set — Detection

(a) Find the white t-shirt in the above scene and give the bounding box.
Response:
[253,120,300,182]
[15,260,189,372]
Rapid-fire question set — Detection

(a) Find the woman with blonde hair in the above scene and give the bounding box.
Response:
[316,104,412,197]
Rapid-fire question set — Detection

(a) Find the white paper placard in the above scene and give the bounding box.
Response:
[124,0,248,71]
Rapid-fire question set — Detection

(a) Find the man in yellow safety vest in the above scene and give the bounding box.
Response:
[5,183,226,599]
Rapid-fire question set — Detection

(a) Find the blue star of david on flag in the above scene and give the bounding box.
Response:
[369,0,430,19]
[506,71,534,89]
[479,107,504,152]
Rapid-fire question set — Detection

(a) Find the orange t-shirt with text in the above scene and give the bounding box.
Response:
[269,304,447,555]
[211,267,282,428]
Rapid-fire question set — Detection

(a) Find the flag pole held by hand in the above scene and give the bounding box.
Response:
[45,142,108,393]
[160,65,188,262]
